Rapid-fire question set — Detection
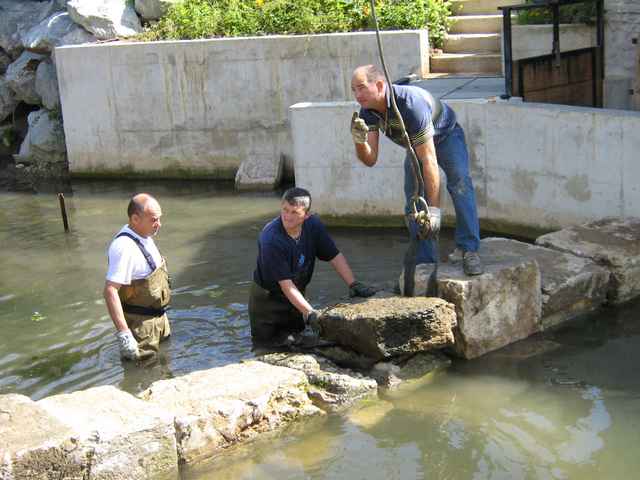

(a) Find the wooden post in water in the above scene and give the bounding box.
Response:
[58,193,69,232]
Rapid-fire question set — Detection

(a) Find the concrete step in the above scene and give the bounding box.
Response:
[449,14,503,34]
[443,33,501,53]
[430,53,502,75]
[450,0,521,16]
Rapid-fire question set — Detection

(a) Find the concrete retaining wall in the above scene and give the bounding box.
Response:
[291,99,640,232]
[54,31,429,179]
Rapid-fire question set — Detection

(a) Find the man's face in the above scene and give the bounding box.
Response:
[133,202,162,238]
[351,71,383,109]
[280,201,308,232]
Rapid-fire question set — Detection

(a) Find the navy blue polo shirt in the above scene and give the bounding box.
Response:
[359,84,457,147]
[253,214,339,296]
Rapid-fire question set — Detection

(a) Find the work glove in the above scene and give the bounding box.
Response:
[349,280,377,298]
[350,112,369,144]
[426,206,441,238]
[300,309,321,347]
[116,329,139,360]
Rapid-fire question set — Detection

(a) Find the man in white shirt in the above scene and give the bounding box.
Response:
[103,193,171,360]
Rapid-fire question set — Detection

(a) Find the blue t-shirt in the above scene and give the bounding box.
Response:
[359,84,457,147]
[253,214,339,296]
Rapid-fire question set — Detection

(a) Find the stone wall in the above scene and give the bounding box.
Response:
[290,99,640,232]
[54,31,430,180]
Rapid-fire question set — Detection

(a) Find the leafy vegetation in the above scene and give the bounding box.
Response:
[516,0,596,25]
[139,0,452,48]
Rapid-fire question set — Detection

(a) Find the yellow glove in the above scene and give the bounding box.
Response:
[350,112,369,144]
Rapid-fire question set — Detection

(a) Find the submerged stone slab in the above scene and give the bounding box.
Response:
[536,217,640,305]
[38,385,179,480]
[369,351,452,389]
[0,393,85,480]
[257,352,377,412]
[234,155,283,191]
[139,361,320,464]
[438,258,542,359]
[480,237,610,329]
[321,297,457,361]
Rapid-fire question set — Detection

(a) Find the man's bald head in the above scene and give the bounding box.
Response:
[352,65,385,84]
[127,193,159,219]
[127,193,163,238]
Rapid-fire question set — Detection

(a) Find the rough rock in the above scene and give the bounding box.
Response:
[321,296,457,361]
[21,11,96,54]
[135,0,182,21]
[536,217,640,305]
[0,49,11,74]
[37,385,179,480]
[234,155,283,191]
[437,258,542,359]
[139,361,321,464]
[67,0,143,40]
[312,345,379,371]
[22,109,66,161]
[0,78,18,123]
[5,51,46,105]
[0,0,62,57]
[35,59,60,111]
[479,237,610,329]
[369,351,451,388]
[257,352,378,412]
[0,393,85,479]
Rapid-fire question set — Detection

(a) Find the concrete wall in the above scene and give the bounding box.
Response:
[291,100,640,233]
[54,31,429,179]
[604,0,640,110]
[512,24,596,61]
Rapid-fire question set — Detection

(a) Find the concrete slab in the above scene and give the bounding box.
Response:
[414,76,505,100]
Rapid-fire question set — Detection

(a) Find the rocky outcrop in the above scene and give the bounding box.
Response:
[139,361,321,464]
[0,0,62,58]
[35,59,60,111]
[321,296,457,361]
[478,237,610,329]
[437,258,542,359]
[257,352,378,412]
[22,11,95,54]
[135,0,181,21]
[0,388,179,480]
[5,51,46,105]
[19,109,66,163]
[0,49,10,74]
[536,217,640,304]
[0,78,17,123]
[67,0,143,40]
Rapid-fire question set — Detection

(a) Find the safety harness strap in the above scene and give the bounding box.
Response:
[116,232,157,271]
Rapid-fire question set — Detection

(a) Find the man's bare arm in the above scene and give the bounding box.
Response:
[103,281,129,332]
[278,279,314,317]
[355,130,380,167]
[413,139,440,207]
[329,253,356,287]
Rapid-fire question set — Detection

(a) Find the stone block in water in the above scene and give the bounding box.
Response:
[437,258,542,359]
[481,237,610,329]
[37,385,179,480]
[234,155,283,191]
[139,361,320,464]
[257,352,377,412]
[320,296,457,361]
[536,217,640,305]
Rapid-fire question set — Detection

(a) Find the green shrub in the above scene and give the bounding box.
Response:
[517,0,596,25]
[139,0,452,49]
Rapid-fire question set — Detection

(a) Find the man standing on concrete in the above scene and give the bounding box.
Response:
[104,193,171,360]
[249,187,375,346]
[350,64,483,276]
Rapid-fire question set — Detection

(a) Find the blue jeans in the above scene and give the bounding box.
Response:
[403,124,480,264]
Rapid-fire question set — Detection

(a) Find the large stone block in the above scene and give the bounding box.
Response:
[0,394,85,480]
[67,0,142,40]
[536,217,640,304]
[37,385,179,480]
[139,361,320,464]
[21,12,95,54]
[5,51,46,105]
[321,297,457,361]
[437,258,542,359]
[234,155,283,191]
[480,237,610,329]
[257,352,377,412]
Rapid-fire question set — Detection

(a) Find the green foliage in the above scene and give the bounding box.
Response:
[517,0,596,25]
[139,0,452,49]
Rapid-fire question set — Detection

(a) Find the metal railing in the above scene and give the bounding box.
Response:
[498,0,604,99]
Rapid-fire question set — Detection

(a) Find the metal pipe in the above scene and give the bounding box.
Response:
[58,193,69,232]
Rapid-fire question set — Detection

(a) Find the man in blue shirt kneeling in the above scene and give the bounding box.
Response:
[249,187,375,346]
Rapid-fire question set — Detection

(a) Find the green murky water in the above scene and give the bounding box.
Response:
[1,181,639,479]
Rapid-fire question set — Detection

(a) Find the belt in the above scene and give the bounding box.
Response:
[122,303,169,317]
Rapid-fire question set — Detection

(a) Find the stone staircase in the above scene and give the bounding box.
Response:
[430,0,520,76]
